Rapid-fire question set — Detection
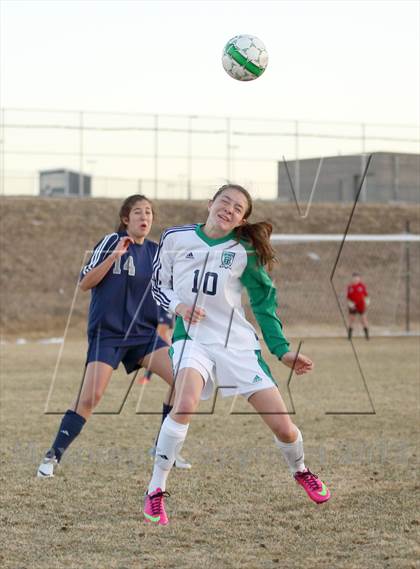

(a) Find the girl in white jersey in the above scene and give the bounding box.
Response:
[144,184,330,525]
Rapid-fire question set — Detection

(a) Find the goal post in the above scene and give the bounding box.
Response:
[265,233,420,338]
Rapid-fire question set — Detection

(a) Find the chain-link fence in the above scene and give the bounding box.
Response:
[1,108,419,199]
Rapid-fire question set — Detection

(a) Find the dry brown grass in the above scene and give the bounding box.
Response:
[1,197,419,336]
[1,337,418,569]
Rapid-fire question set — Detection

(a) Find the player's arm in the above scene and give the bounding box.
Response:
[79,234,133,291]
[347,286,355,309]
[151,231,181,312]
[156,323,171,343]
[152,231,206,323]
[240,251,313,375]
[363,284,370,306]
[240,251,290,358]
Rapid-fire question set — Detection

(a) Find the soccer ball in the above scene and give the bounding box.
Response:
[222,35,268,81]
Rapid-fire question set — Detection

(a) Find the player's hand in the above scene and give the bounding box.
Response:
[348,300,355,310]
[157,323,172,343]
[175,303,206,324]
[112,236,134,259]
[280,352,314,375]
[365,297,370,307]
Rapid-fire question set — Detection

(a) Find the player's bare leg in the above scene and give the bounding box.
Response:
[248,386,297,442]
[248,387,330,503]
[142,346,173,396]
[360,313,369,340]
[73,361,114,419]
[170,367,204,424]
[348,313,356,339]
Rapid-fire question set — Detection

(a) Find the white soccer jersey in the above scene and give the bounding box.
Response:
[152,224,290,358]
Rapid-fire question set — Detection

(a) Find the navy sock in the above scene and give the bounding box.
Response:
[364,327,369,340]
[153,403,173,448]
[50,409,86,462]
[161,403,173,425]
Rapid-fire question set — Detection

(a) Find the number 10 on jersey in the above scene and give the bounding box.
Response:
[192,270,218,296]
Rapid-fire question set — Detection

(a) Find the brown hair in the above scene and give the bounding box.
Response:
[117,194,154,232]
[211,184,276,270]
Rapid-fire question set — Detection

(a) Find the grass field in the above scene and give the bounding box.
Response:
[1,337,419,569]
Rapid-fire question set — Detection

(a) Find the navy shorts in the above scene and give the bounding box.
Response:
[86,335,168,374]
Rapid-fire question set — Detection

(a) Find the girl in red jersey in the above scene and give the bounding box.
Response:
[347,272,370,340]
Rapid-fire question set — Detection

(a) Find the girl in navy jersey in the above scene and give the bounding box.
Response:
[37,195,190,477]
[144,184,330,525]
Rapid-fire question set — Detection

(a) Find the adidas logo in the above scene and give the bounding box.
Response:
[252,375,263,384]
[185,252,194,259]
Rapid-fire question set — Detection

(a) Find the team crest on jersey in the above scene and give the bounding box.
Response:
[220,251,235,269]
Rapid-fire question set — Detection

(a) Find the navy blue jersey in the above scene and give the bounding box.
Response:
[81,231,172,346]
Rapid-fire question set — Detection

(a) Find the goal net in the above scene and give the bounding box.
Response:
[255,234,420,338]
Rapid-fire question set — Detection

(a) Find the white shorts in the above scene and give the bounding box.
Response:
[169,340,277,400]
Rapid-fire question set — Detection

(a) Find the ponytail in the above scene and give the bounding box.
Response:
[235,221,276,270]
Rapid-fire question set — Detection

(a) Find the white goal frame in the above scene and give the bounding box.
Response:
[271,233,420,243]
[269,233,419,337]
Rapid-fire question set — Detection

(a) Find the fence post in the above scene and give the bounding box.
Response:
[405,220,411,333]
[187,115,193,200]
[0,108,4,196]
[294,120,300,201]
[78,111,84,196]
[226,117,231,183]
[393,155,400,201]
[360,123,367,203]
[154,114,159,198]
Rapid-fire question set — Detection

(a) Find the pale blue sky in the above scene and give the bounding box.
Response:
[2,0,419,122]
[1,0,419,198]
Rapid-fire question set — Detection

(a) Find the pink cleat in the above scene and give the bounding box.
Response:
[294,469,331,504]
[144,488,170,525]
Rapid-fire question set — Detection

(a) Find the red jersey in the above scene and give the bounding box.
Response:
[347,281,368,312]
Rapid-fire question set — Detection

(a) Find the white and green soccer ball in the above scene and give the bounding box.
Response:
[222,35,268,81]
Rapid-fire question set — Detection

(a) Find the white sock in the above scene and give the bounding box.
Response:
[148,416,189,493]
[274,428,306,474]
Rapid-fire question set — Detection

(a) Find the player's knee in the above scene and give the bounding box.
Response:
[274,423,298,443]
[172,395,199,419]
[78,389,103,412]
